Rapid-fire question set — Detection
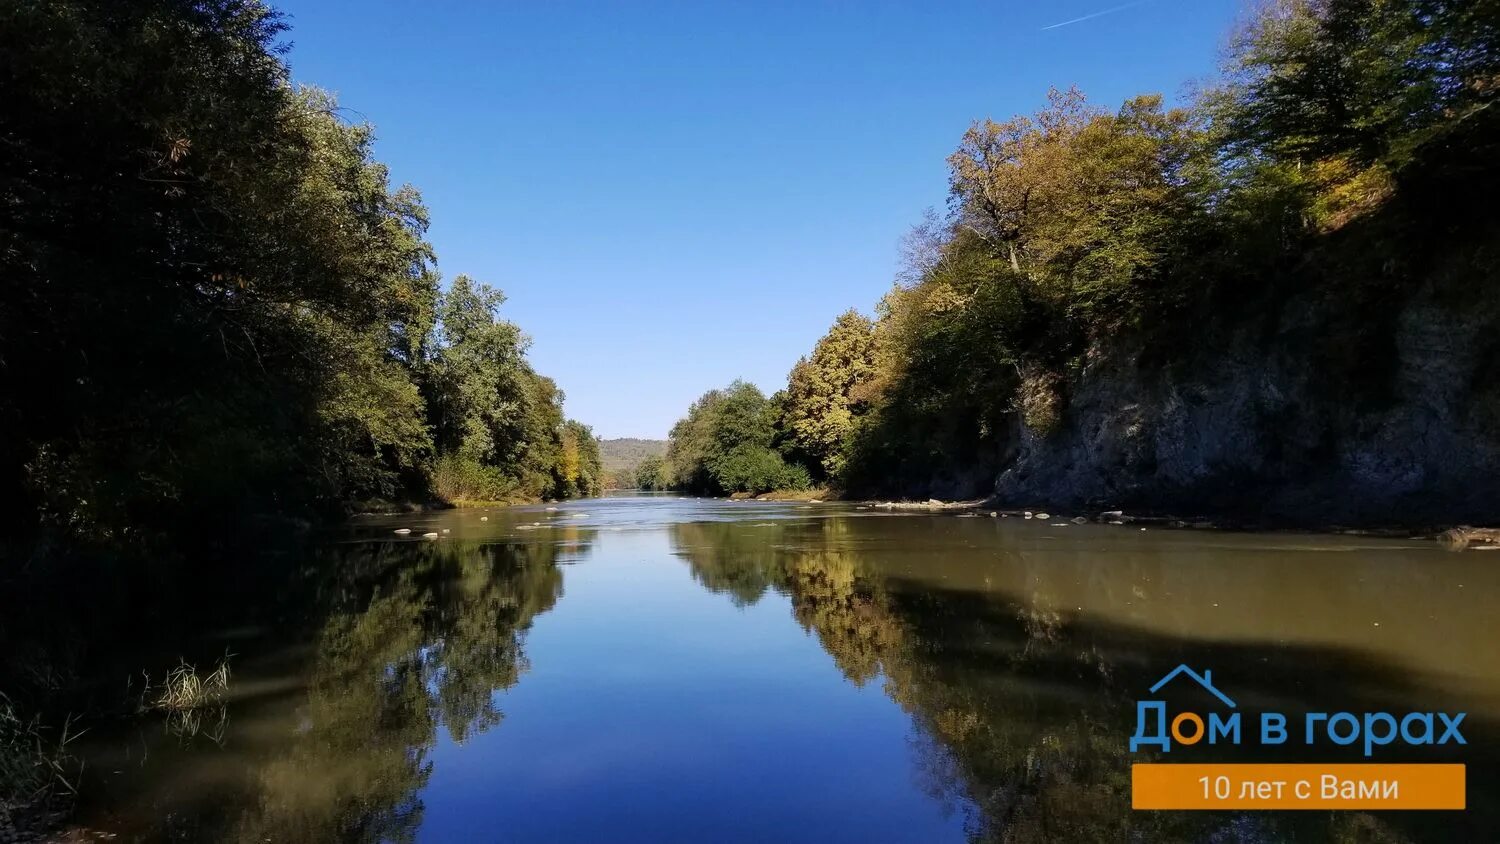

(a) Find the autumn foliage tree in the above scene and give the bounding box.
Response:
[663,0,1500,501]
[780,311,879,481]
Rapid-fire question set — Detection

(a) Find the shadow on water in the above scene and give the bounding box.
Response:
[69,526,593,842]
[670,514,1498,844]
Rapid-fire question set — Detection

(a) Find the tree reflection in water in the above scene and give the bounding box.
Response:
[670,516,1483,844]
[77,508,1493,843]
[103,531,591,844]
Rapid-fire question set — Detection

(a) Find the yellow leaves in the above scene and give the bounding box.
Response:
[1307,156,1394,232]
[920,283,969,315]
[935,708,982,742]
[559,428,582,485]
[946,85,1197,325]
[782,310,879,477]
[949,86,1104,255]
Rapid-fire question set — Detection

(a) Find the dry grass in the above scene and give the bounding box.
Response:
[142,656,230,713]
[135,656,232,745]
[0,693,82,805]
[746,488,835,501]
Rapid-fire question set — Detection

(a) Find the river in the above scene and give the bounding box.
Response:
[69,493,1499,842]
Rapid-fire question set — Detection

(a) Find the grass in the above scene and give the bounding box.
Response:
[136,656,233,745]
[733,487,835,501]
[143,656,231,713]
[0,693,82,811]
[446,496,536,508]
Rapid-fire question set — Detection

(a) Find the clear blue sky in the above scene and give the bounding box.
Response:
[275,0,1240,438]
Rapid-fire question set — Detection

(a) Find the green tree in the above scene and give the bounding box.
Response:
[780,310,879,480]
[1219,0,1500,170]
[665,381,810,495]
[948,87,1202,324]
[420,276,594,503]
[635,454,669,490]
[555,420,603,498]
[1,1,444,542]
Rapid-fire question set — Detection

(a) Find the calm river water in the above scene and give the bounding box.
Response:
[72,494,1499,842]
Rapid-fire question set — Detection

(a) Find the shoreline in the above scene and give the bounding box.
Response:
[356,488,1499,548]
[719,489,1500,547]
[348,496,558,517]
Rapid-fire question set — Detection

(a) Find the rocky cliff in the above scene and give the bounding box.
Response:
[993,245,1500,526]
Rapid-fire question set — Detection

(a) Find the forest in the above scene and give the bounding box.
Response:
[1,0,602,565]
[0,2,603,810]
[663,0,1500,521]
[598,438,668,489]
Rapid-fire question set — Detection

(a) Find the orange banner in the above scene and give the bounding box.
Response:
[1132,763,1465,810]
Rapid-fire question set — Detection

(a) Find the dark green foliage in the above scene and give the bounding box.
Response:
[634,454,671,490]
[1219,0,1500,169]
[665,381,810,495]
[2,1,434,544]
[421,276,595,502]
[0,1,598,557]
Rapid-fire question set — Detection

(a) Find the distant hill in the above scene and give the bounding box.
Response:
[598,438,667,471]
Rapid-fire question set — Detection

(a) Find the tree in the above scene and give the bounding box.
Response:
[555,420,603,498]
[665,381,810,495]
[635,454,669,490]
[948,88,1202,323]
[0,1,447,541]
[426,276,530,465]
[1220,0,1500,169]
[780,310,879,480]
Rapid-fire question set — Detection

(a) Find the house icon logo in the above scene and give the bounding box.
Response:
[1130,664,1237,753]
[1149,664,1236,708]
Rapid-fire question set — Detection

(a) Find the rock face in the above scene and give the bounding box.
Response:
[992,280,1500,526]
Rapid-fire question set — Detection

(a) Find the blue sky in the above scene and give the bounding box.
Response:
[275,0,1241,438]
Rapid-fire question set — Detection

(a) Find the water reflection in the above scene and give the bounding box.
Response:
[239,538,575,842]
[80,530,590,842]
[74,499,1499,842]
[670,514,1498,843]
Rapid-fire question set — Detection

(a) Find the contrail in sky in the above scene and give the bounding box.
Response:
[1040,0,1153,31]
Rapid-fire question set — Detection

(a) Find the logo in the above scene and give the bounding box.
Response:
[1128,665,1470,810]
[1130,664,1238,753]
[1129,663,1466,756]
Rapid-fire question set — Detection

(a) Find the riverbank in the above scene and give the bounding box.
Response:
[728,488,834,502]
[350,495,564,517]
[731,488,1500,546]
